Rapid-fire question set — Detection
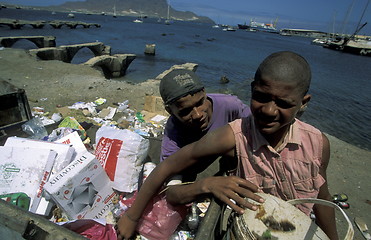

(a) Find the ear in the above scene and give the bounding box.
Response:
[165,105,172,115]
[301,94,311,110]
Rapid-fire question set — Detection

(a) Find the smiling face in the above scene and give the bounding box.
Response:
[251,51,311,146]
[167,89,212,131]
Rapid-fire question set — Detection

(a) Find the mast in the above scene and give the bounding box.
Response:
[165,0,171,24]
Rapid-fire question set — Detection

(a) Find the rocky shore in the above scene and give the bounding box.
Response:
[0,47,370,239]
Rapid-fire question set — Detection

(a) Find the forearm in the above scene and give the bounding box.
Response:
[126,164,169,220]
[166,178,211,205]
[314,204,338,240]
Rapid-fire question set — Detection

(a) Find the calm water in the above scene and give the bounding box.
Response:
[1,8,370,151]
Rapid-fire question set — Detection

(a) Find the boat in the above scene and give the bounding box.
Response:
[249,18,279,33]
[222,26,236,32]
[311,38,327,46]
[322,0,371,56]
[237,23,250,30]
[133,18,143,23]
[67,13,75,18]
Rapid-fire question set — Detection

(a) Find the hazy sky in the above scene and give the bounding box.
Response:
[2,0,370,34]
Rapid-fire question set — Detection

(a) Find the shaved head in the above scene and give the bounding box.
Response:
[254,51,311,96]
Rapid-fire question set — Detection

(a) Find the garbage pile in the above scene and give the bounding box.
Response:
[0,96,208,240]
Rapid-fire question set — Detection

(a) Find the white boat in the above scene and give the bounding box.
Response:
[223,27,236,32]
[133,18,143,23]
[67,13,75,18]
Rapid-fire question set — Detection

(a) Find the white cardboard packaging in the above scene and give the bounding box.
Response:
[55,131,87,160]
[0,146,57,213]
[4,137,76,216]
[44,152,117,220]
[4,136,75,175]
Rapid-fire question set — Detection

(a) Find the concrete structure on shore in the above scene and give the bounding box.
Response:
[29,42,111,63]
[0,18,100,29]
[84,54,137,78]
[2,35,137,79]
[0,36,56,48]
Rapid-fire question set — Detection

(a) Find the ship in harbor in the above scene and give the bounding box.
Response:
[238,18,279,33]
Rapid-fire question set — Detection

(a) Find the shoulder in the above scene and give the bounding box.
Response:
[295,118,322,136]
[294,119,327,160]
[208,94,250,116]
[208,93,244,104]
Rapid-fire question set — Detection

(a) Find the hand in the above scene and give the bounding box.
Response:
[116,210,139,240]
[201,176,264,214]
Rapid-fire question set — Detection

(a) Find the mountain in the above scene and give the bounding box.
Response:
[49,0,214,24]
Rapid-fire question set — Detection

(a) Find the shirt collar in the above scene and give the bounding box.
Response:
[250,117,301,153]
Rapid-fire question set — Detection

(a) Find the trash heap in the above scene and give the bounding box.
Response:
[0,95,209,240]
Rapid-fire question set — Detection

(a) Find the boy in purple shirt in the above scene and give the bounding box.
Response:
[159,69,250,201]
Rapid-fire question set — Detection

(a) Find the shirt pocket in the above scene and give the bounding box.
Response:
[246,175,278,196]
[293,175,324,197]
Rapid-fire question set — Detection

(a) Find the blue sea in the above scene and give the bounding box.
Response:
[1,8,370,151]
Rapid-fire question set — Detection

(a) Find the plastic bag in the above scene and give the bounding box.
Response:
[95,126,149,193]
[137,192,189,240]
[21,117,48,140]
[61,219,117,240]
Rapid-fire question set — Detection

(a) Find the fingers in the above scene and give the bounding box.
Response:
[116,214,137,240]
[216,176,265,214]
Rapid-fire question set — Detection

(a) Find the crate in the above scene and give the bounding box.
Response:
[0,80,32,130]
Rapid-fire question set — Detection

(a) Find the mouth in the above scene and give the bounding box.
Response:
[256,117,278,129]
[195,116,208,129]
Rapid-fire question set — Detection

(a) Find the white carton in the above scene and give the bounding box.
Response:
[0,146,57,213]
[44,152,116,220]
[5,136,75,175]
[55,131,87,160]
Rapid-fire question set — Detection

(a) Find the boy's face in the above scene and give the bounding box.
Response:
[167,90,212,131]
[250,76,310,141]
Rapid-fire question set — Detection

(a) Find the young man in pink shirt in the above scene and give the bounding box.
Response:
[118,51,338,240]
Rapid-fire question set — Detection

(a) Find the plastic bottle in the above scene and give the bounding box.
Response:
[0,192,31,210]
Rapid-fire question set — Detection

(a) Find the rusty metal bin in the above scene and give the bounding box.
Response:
[0,200,87,240]
[0,80,32,130]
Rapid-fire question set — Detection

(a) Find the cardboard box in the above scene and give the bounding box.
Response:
[4,137,75,175]
[44,152,117,220]
[55,131,87,160]
[0,146,57,213]
[143,96,168,116]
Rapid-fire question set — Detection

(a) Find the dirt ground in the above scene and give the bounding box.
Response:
[0,48,370,239]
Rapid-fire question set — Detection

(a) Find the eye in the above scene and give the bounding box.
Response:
[195,97,205,107]
[252,91,270,103]
[275,99,295,109]
[178,107,192,117]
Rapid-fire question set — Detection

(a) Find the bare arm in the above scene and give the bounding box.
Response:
[117,125,264,239]
[313,133,339,240]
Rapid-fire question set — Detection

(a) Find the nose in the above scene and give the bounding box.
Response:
[191,106,203,120]
[261,101,277,116]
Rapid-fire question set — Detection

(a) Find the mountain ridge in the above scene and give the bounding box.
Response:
[45,0,214,23]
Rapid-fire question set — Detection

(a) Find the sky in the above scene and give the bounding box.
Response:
[1,0,370,35]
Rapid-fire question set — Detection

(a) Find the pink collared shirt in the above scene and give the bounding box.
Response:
[229,116,325,215]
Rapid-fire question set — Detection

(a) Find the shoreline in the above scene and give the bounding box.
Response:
[0,47,370,239]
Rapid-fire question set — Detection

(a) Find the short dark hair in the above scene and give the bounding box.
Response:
[254,51,311,96]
